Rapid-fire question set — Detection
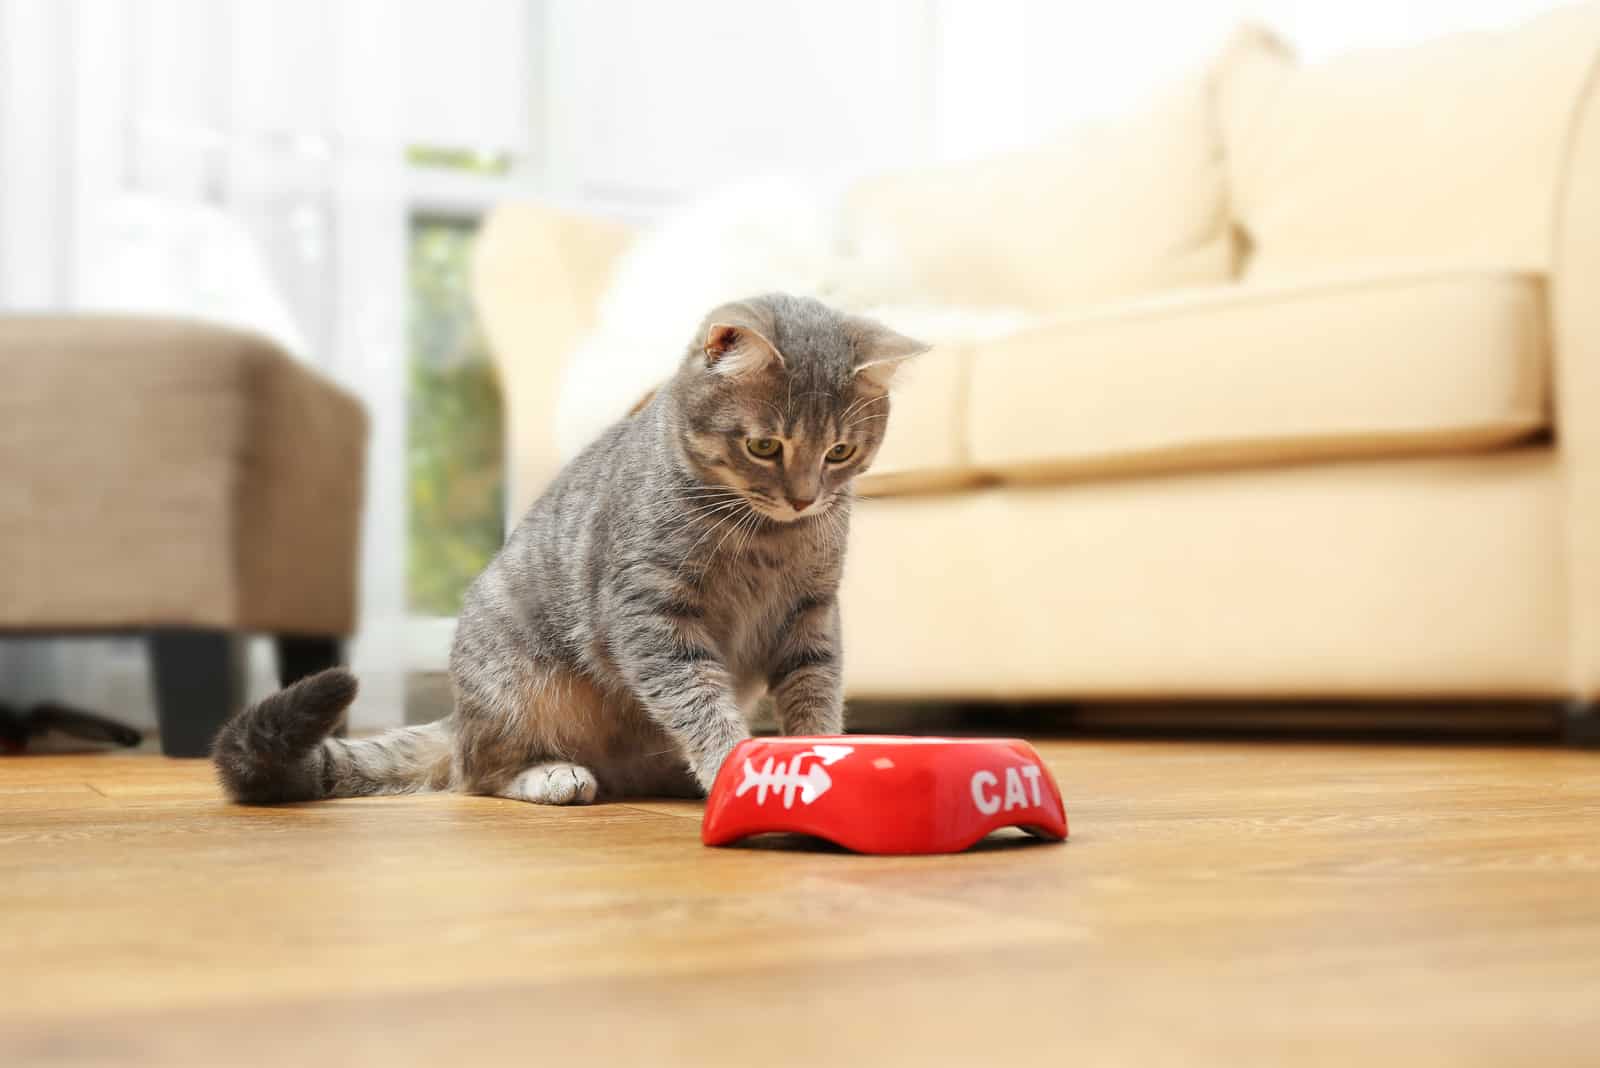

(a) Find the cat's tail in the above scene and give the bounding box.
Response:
[212,668,453,803]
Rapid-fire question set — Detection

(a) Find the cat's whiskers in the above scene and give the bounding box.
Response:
[651,499,737,521]
[677,502,753,579]
[656,497,750,539]
[739,506,770,554]
[657,494,746,520]
[733,516,758,560]
[666,498,746,518]
[653,499,748,536]
[706,506,761,573]
[840,393,889,422]
[648,491,742,520]
[670,490,745,504]
[691,511,755,585]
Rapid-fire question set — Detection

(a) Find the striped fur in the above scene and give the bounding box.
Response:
[214,294,923,805]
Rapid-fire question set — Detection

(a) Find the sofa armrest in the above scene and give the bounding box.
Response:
[472,201,633,521]
[1553,51,1600,703]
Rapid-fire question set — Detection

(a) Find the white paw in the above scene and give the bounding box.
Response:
[513,762,599,805]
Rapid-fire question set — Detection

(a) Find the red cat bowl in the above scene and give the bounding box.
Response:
[701,735,1068,854]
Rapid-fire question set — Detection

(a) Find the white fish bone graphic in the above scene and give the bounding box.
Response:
[735,745,854,808]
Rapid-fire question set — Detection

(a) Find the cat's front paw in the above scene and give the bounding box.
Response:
[693,742,744,793]
[693,759,724,794]
[779,704,844,737]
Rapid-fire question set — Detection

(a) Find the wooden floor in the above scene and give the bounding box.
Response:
[3,738,1598,1067]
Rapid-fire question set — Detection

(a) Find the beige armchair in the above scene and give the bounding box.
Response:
[473,7,1600,741]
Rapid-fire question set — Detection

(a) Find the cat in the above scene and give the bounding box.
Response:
[213,293,924,804]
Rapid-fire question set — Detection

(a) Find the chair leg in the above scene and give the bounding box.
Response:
[1563,700,1600,748]
[274,634,344,688]
[147,629,245,758]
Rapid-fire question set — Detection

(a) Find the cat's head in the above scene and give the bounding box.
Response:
[669,293,926,523]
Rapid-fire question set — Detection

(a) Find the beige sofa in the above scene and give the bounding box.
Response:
[472,7,1600,739]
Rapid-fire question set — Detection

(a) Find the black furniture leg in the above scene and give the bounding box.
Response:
[147,628,245,758]
[275,634,348,737]
[274,634,344,688]
[1562,700,1600,747]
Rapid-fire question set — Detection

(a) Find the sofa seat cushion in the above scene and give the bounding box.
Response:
[958,269,1548,485]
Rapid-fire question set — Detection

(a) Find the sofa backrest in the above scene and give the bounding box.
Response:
[1219,5,1600,280]
[845,70,1236,315]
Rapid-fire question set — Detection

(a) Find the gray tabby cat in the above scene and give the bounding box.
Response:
[214,293,924,804]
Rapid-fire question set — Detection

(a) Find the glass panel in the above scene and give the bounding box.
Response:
[407,215,505,616]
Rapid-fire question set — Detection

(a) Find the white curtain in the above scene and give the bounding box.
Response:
[0,0,530,730]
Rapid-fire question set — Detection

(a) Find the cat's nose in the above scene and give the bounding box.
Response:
[785,494,816,513]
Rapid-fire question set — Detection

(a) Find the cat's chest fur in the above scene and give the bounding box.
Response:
[696,519,840,687]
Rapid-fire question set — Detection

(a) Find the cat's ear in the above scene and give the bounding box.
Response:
[850,321,929,390]
[704,320,783,378]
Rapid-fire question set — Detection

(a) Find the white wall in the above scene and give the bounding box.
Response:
[537,0,935,213]
[537,0,1581,209]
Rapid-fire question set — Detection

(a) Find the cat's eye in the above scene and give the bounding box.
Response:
[746,437,782,459]
[825,442,858,464]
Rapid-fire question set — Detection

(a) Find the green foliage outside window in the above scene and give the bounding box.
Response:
[405,145,514,175]
[407,216,506,616]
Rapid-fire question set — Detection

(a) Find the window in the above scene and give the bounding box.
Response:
[406,214,506,617]
[398,140,529,683]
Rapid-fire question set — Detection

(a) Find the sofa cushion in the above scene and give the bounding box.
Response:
[961,270,1547,485]
[1219,8,1600,279]
[846,70,1234,314]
